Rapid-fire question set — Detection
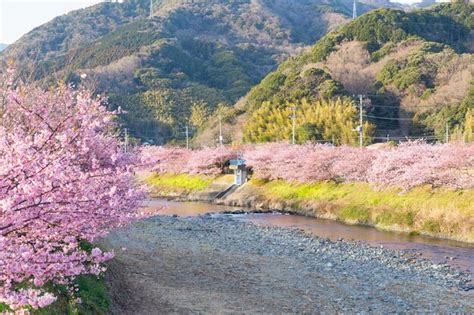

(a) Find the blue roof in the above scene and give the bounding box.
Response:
[229,159,246,166]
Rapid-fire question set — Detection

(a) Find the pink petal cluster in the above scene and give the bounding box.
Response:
[367,141,474,190]
[245,142,474,189]
[142,142,474,190]
[0,72,144,310]
[140,146,192,174]
[140,146,237,175]
[242,143,376,183]
[186,146,237,175]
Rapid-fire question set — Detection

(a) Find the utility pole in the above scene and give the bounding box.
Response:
[149,0,153,19]
[291,105,296,145]
[185,124,189,149]
[218,113,223,146]
[124,128,129,153]
[359,95,364,147]
[445,122,449,143]
[352,0,357,20]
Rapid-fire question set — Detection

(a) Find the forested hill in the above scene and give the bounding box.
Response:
[197,3,473,146]
[0,0,400,144]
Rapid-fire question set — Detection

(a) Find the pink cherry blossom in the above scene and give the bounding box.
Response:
[140,145,237,175]
[142,141,473,190]
[0,69,144,311]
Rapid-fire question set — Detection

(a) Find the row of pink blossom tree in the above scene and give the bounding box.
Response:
[141,145,238,176]
[142,142,474,190]
[0,69,143,311]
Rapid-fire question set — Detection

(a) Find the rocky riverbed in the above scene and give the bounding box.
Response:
[102,214,473,314]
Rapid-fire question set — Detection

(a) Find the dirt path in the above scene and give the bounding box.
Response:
[101,215,473,314]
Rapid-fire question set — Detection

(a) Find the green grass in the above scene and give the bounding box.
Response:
[376,210,415,227]
[145,173,213,192]
[1,274,109,315]
[422,220,442,234]
[0,304,10,313]
[74,275,109,314]
[251,179,474,242]
[339,206,371,224]
[143,174,473,242]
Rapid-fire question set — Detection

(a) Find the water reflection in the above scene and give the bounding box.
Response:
[143,199,474,276]
[141,199,242,216]
[244,213,474,274]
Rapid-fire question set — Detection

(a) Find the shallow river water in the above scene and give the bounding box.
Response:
[142,199,474,277]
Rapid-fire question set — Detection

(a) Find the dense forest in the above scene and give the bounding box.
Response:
[219,3,473,145]
[0,0,400,144]
[2,1,471,145]
[243,98,375,145]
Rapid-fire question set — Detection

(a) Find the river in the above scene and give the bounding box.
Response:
[142,199,474,277]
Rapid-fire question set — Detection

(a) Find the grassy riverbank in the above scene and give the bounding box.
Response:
[248,179,474,242]
[0,275,109,314]
[145,173,214,193]
[144,173,474,243]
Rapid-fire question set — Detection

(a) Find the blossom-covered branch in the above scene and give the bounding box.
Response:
[0,71,144,310]
[142,142,474,190]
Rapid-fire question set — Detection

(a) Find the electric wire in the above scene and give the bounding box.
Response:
[363,115,415,121]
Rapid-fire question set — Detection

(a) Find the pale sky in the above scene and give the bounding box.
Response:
[0,0,103,44]
[0,0,435,45]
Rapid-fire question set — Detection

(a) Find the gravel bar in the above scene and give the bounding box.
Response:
[102,215,473,314]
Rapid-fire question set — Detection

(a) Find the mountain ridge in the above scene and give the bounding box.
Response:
[0,0,401,144]
[194,3,474,145]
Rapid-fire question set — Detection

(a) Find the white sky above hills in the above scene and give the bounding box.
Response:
[0,0,447,45]
[0,0,102,44]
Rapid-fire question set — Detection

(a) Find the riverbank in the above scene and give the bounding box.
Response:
[144,173,474,243]
[0,275,110,314]
[101,215,473,313]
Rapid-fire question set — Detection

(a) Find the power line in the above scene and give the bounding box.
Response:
[367,104,443,109]
[364,115,415,121]
[372,135,439,140]
[386,21,470,28]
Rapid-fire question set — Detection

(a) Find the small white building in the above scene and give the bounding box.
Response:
[229,159,249,186]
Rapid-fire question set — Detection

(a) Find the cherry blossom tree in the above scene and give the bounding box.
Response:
[185,146,237,175]
[145,141,473,190]
[330,146,375,182]
[241,143,285,180]
[141,146,191,174]
[367,141,474,190]
[0,70,143,311]
[141,146,236,176]
[242,143,370,182]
